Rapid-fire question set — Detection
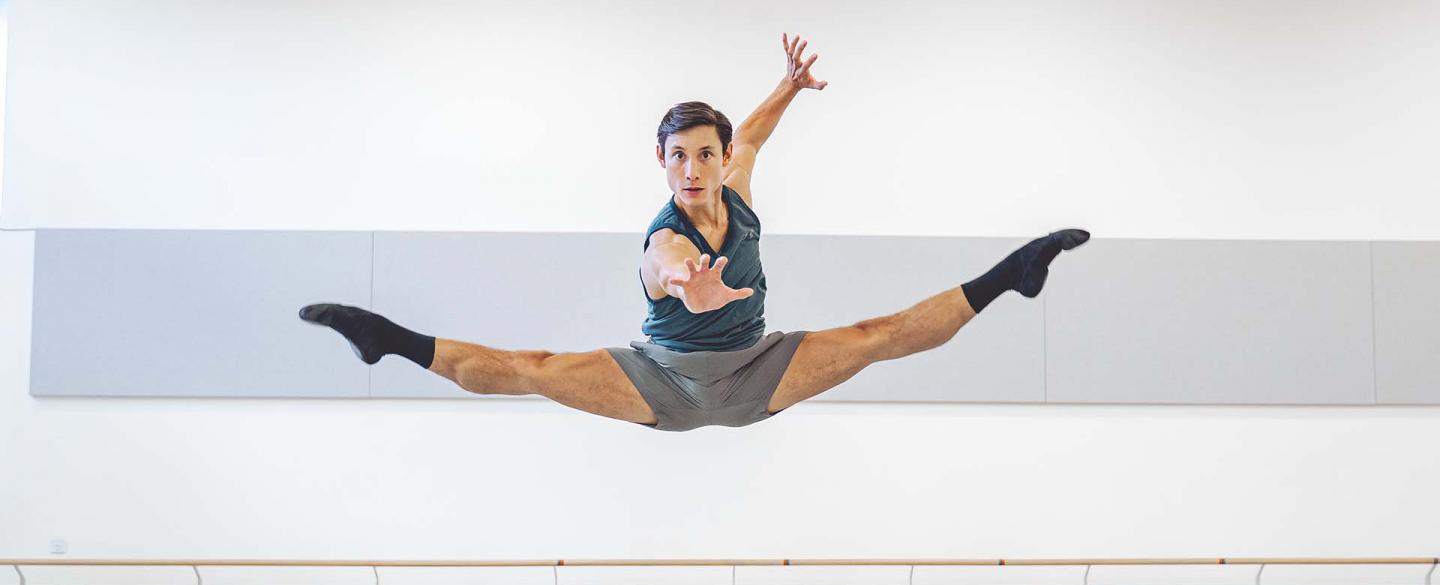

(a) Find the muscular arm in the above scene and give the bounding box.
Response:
[723,81,800,207]
[731,80,803,157]
[724,33,826,205]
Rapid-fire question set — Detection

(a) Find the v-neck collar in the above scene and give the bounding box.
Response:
[669,187,733,256]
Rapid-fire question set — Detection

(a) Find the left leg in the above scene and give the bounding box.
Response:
[766,285,978,413]
[766,227,1090,413]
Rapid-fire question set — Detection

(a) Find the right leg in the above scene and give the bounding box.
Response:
[299,304,657,426]
[429,339,659,426]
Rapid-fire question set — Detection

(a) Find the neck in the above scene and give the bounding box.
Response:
[673,186,726,228]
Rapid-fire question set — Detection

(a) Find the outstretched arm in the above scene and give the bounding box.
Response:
[724,33,828,205]
[645,230,754,314]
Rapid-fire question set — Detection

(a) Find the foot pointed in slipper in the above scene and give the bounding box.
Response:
[1016,228,1090,298]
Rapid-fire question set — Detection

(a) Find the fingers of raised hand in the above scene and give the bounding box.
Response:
[734,287,755,299]
[713,256,729,272]
[798,53,818,78]
[697,254,711,270]
[791,39,807,64]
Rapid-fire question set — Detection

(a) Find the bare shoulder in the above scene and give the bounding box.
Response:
[723,167,754,209]
[723,142,758,208]
[647,227,681,250]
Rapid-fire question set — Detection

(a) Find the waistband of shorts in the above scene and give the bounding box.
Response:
[629,331,785,383]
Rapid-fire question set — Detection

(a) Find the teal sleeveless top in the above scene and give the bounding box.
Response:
[638,185,767,352]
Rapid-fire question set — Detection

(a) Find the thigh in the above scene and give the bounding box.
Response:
[767,324,880,414]
[532,349,659,426]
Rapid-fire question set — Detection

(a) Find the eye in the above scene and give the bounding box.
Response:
[702,152,712,159]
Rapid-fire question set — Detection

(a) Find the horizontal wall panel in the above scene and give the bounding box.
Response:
[30,230,372,397]
[30,230,1418,408]
[1373,241,1440,404]
[1045,239,1375,404]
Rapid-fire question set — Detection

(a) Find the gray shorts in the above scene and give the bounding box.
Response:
[605,330,810,432]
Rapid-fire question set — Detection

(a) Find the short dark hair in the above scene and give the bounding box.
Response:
[657,101,733,155]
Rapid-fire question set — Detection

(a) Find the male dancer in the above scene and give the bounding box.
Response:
[301,33,1088,431]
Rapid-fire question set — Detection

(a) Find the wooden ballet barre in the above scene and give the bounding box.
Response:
[2,557,1437,567]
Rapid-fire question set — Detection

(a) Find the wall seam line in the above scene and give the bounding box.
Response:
[1043,277,1049,403]
[1369,241,1377,405]
[369,231,376,399]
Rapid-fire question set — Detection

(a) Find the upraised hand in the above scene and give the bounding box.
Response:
[667,254,755,314]
[783,33,828,91]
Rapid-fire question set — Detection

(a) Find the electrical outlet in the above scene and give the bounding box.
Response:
[49,539,67,555]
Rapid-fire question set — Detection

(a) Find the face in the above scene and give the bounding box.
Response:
[657,125,732,205]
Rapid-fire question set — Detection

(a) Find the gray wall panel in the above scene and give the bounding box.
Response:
[1045,239,1375,404]
[761,235,1046,403]
[1374,241,1440,404]
[31,230,1409,407]
[31,229,372,397]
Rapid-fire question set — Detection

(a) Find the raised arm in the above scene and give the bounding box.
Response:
[724,33,828,206]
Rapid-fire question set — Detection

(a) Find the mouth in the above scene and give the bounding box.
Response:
[682,187,703,193]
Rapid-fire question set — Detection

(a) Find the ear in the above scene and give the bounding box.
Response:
[723,142,733,168]
[656,144,665,167]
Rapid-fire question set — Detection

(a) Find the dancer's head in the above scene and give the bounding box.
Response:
[656,101,733,204]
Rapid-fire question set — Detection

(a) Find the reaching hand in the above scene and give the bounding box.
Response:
[783,33,828,91]
[667,254,755,314]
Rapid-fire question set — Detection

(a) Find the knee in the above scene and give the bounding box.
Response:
[458,349,551,396]
[856,314,935,361]
[513,350,555,394]
[851,319,898,362]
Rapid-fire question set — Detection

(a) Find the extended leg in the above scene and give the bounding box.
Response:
[766,285,978,413]
[766,228,1090,413]
[300,303,657,425]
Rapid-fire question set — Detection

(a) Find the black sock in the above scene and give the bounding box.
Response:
[298,303,436,368]
[960,228,1090,313]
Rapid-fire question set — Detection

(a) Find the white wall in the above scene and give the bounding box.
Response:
[2,0,1438,239]
[4,0,1440,562]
